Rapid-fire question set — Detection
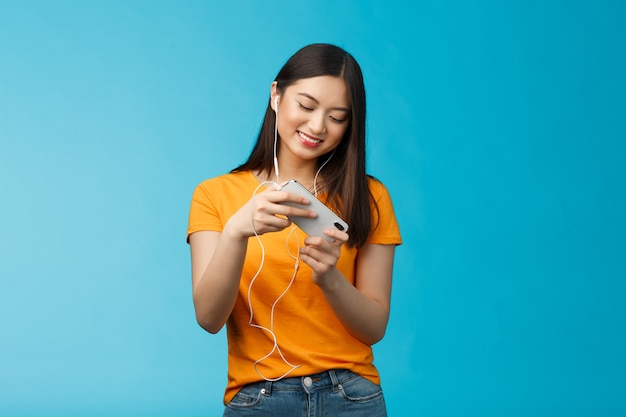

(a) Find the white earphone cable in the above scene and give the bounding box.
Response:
[247,182,301,381]
[245,96,335,381]
[273,97,280,183]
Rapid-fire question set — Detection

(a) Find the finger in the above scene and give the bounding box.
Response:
[254,192,315,219]
[278,197,317,217]
[303,236,328,247]
[300,242,339,266]
[252,218,291,234]
[266,189,311,206]
[323,228,349,244]
[299,251,323,267]
[299,250,335,275]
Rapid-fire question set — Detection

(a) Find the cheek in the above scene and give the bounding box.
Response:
[277,108,304,131]
[328,124,348,143]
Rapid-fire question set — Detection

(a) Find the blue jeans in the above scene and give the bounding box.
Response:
[223,369,387,416]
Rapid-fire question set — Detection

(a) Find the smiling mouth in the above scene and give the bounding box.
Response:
[298,131,322,145]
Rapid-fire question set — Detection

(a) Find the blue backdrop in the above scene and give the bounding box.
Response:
[1,1,624,416]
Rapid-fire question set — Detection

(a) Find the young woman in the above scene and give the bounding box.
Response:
[187,43,402,416]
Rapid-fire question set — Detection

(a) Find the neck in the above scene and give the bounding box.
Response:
[256,163,322,194]
[274,154,318,185]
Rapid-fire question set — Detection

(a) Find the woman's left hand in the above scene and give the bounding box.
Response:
[299,228,349,285]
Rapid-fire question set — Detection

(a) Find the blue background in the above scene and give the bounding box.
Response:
[1,1,624,415]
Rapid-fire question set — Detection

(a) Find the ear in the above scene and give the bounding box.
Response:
[270,81,280,111]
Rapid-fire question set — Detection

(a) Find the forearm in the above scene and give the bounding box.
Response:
[316,268,390,345]
[190,188,322,333]
[191,226,249,333]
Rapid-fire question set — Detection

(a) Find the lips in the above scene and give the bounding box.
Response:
[298,131,322,147]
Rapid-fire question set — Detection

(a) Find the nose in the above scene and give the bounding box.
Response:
[308,111,326,135]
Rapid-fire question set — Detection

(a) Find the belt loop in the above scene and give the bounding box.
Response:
[262,380,273,396]
[329,370,341,393]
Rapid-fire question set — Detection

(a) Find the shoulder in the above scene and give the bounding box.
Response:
[188,171,257,235]
[365,176,402,245]
[366,176,393,202]
[190,170,257,211]
[194,170,254,193]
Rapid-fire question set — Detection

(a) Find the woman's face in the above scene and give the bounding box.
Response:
[272,76,351,165]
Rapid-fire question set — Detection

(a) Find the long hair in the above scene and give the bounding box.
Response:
[233,43,377,247]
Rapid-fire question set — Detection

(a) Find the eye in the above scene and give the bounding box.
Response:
[329,114,348,123]
[297,102,313,111]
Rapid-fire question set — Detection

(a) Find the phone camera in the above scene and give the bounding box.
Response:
[334,222,345,231]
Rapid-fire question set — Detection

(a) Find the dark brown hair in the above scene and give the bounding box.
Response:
[233,43,378,247]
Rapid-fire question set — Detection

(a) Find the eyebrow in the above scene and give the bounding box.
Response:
[297,93,350,112]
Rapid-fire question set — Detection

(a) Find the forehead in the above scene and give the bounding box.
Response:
[287,76,350,107]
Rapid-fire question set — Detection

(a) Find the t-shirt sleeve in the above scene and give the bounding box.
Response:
[366,179,403,246]
[187,181,224,239]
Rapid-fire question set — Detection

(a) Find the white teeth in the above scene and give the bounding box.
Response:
[298,131,321,144]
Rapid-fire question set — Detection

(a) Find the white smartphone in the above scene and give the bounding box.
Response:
[279,179,349,241]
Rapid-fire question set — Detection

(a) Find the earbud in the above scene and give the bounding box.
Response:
[273,96,279,112]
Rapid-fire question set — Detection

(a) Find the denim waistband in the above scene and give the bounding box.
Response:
[261,369,358,396]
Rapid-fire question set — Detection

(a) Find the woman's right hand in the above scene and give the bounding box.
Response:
[190,186,316,333]
[225,185,318,239]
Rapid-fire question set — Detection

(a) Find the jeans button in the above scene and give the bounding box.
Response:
[303,377,313,387]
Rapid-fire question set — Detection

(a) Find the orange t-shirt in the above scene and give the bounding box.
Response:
[187,171,402,404]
